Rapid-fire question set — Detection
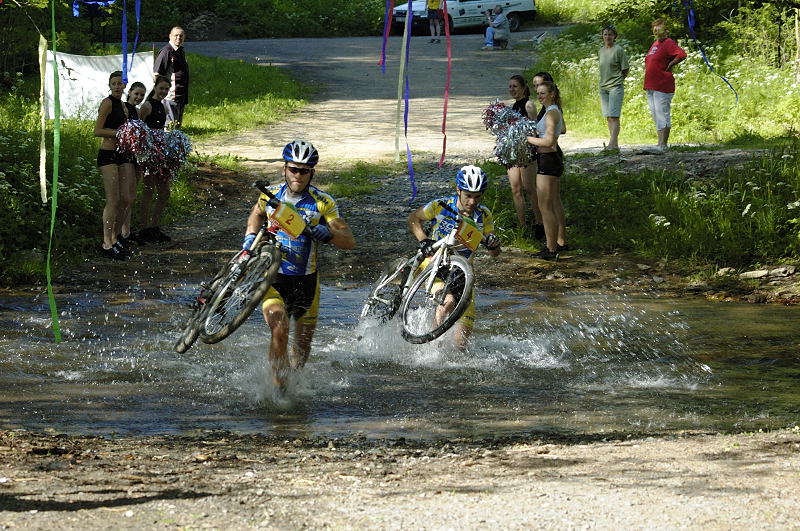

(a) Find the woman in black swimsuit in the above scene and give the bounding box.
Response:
[93,71,137,260]
[135,75,172,243]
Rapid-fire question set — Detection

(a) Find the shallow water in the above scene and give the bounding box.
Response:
[0,284,798,440]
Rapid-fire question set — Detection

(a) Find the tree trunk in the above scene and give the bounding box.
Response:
[795,8,800,84]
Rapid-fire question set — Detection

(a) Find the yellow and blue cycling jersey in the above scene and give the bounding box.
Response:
[257,183,341,276]
[421,195,494,260]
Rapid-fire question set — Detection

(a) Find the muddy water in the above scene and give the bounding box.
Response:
[0,285,797,440]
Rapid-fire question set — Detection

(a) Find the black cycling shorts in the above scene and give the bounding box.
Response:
[267,272,319,322]
[536,151,564,177]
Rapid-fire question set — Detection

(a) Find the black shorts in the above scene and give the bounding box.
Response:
[267,272,319,322]
[536,151,564,177]
[96,149,130,168]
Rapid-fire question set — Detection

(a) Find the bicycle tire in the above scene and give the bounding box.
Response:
[399,254,474,344]
[359,257,410,323]
[199,244,281,344]
[173,258,233,353]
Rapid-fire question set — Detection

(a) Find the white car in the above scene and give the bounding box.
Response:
[392,0,536,34]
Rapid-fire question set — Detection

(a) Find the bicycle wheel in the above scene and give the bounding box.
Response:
[399,254,474,344]
[173,259,232,353]
[199,244,281,344]
[359,257,410,323]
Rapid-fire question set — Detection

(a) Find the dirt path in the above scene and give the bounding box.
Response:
[3,33,799,529]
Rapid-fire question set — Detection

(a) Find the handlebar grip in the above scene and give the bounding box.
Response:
[254,179,281,208]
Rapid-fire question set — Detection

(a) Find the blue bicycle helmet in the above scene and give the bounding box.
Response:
[282,140,319,167]
[456,165,488,192]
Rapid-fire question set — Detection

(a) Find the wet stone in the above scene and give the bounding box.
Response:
[739,270,769,280]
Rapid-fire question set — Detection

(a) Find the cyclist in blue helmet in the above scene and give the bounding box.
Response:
[242,140,356,391]
[407,165,502,350]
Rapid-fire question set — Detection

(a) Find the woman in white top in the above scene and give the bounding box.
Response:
[526,81,567,260]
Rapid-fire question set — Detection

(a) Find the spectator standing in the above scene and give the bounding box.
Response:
[506,74,543,238]
[153,26,189,127]
[482,5,508,50]
[598,25,629,151]
[118,81,146,247]
[427,0,442,43]
[94,71,138,260]
[136,75,172,243]
[526,81,568,260]
[643,18,686,152]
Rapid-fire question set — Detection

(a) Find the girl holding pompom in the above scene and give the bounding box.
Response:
[93,71,137,260]
[135,75,172,243]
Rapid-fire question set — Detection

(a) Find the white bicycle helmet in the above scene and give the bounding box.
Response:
[456,165,488,192]
[282,140,319,167]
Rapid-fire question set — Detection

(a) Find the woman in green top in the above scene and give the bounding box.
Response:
[598,25,629,151]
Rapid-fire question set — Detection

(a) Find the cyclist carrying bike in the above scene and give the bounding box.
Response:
[407,165,501,350]
[243,140,356,390]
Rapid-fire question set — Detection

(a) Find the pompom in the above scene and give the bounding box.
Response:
[145,129,192,180]
[116,120,152,163]
[482,100,538,167]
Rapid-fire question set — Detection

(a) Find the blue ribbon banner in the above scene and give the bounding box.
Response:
[680,0,739,104]
[72,0,117,17]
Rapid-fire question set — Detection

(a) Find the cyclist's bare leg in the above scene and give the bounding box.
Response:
[263,303,290,388]
[453,323,471,351]
[434,291,457,327]
[289,320,316,370]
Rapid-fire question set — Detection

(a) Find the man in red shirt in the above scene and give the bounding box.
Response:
[643,18,687,152]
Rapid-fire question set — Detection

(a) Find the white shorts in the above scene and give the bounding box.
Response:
[599,85,624,118]
[646,89,673,130]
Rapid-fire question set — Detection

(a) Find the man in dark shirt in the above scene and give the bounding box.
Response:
[153,26,189,127]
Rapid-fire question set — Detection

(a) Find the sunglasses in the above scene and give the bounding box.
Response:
[285,166,312,175]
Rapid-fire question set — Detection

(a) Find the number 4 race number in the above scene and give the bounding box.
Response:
[455,218,482,252]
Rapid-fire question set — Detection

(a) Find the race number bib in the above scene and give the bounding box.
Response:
[270,202,307,239]
[455,217,482,252]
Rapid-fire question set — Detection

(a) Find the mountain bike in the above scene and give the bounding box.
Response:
[360,200,481,344]
[174,179,304,352]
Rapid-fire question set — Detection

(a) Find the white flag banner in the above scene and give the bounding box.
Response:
[42,51,154,120]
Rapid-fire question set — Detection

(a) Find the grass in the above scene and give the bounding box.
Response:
[321,162,405,198]
[482,140,800,267]
[533,0,603,24]
[527,24,800,146]
[182,54,306,139]
[0,55,304,283]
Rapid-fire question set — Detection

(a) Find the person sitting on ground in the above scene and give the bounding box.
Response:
[483,5,509,50]
[135,75,172,243]
[243,140,356,391]
[407,165,502,351]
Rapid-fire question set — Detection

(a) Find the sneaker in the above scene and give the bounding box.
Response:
[100,244,127,261]
[150,226,172,243]
[481,45,494,50]
[533,224,546,241]
[531,249,558,261]
[429,38,436,43]
[556,243,570,252]
[435,39,441,43]
[112,241,131,256]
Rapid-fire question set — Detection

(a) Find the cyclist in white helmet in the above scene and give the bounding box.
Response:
[243,140,356,391]
[407,165,502,350]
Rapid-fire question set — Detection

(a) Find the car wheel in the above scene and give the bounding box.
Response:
[508,13,521,32]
